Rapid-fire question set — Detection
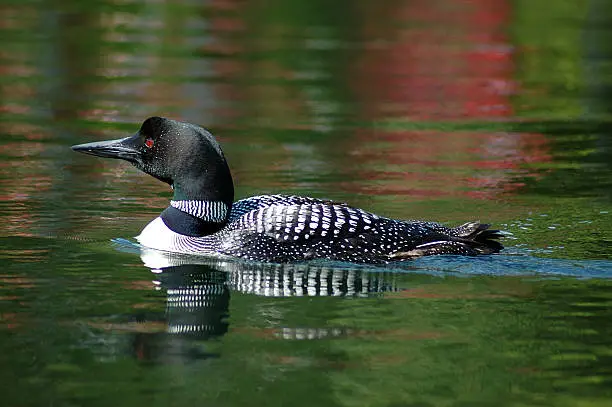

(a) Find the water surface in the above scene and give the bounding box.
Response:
[2,0,612,406]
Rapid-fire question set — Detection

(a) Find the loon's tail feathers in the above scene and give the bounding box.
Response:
[388,222,504,260]
[451,221,504,254]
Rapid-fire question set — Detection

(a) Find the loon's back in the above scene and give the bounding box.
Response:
[147,195,503,264]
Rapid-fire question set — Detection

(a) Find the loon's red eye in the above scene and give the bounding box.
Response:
[144,138,154,148]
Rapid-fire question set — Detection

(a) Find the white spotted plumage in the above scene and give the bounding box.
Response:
[137,194,495,264]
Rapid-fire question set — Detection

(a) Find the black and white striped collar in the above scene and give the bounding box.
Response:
[170,200,229,223]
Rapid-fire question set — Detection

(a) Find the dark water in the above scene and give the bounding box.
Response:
[2,1,612,406]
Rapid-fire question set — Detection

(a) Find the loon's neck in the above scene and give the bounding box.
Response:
[160,204,226,237]
[162,171,234,237]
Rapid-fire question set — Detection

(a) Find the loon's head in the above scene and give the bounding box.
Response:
[72,117,234,207]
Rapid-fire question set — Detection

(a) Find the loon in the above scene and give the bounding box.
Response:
[72,117,503,264]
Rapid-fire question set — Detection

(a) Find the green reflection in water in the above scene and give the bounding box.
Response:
[1,0,612,406]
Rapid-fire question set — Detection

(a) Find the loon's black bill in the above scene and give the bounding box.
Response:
[71,134,141,162]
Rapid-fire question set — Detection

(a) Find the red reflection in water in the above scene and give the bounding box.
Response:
[346,128,550,198]
[354,0,514,120]
[347,0,550,198]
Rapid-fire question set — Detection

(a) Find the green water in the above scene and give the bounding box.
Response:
[1,0,612,406]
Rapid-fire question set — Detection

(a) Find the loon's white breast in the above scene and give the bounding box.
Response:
[136,217,179,252]
[136,217,217,257]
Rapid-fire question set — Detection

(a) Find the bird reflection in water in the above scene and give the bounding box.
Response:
[142,248,399,345]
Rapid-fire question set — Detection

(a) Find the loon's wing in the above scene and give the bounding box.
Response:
[221,202,458,263]
[223,201,503,263]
